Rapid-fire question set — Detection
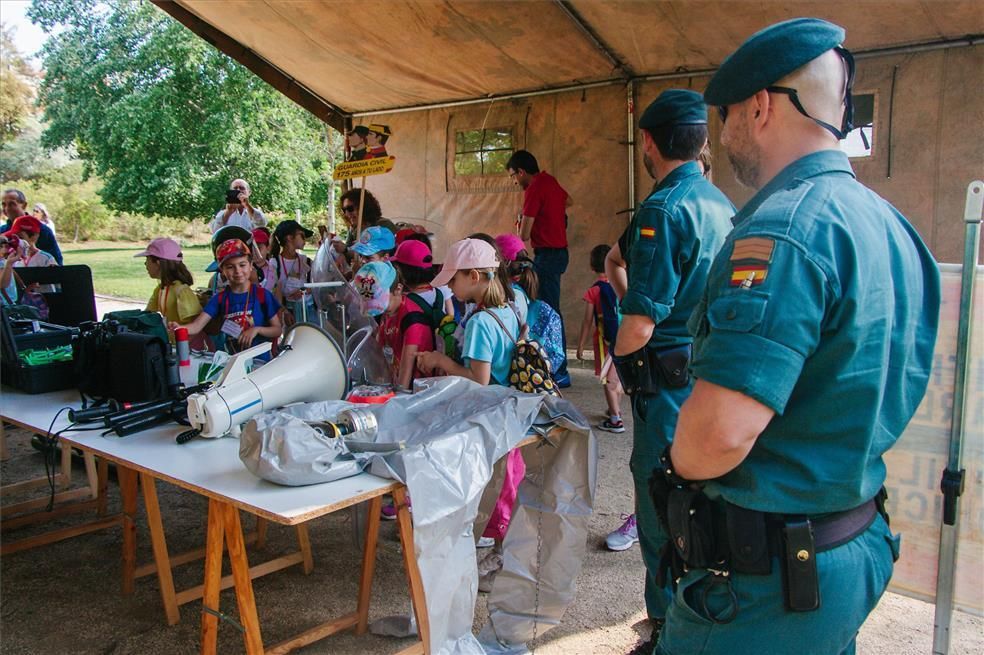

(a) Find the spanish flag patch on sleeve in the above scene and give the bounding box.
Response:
[639,227,656,239]
[729,237,774,287]
[730,265,768,287]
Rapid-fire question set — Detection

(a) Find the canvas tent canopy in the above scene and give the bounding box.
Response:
[155,0,984,636]
[156,1,980,119]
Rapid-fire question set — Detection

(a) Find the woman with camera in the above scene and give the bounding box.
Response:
[209,179,267,233]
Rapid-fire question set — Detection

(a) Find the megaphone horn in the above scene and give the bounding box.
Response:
[186,323,349,438]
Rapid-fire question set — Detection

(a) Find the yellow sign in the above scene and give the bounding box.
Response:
[333,156,396,181]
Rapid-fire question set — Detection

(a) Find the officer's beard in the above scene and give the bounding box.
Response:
[725,122,762,189]
[643,153,656,181]
[727,144,763,189]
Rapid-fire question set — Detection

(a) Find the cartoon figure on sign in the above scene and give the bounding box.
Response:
[346,126,371,162]
[366,124,391,158]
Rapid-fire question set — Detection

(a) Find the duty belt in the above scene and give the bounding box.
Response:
[767,498,879,554]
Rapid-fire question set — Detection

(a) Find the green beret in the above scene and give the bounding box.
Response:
[639,89,707,130]
[705,18,845,107]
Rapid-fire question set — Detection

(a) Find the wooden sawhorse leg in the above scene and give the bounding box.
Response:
[393,486,430,655]
[356,495,383,634]
[118,465,139,595]
[141,473,180,625]
[201,499,264,655]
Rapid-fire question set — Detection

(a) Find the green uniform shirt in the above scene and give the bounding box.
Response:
[620,161,735,348]
[689,150,941,514]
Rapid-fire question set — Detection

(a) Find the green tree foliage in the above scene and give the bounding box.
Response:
[0,114,77,180]
[29,0,332,221]
[0,23,36,145]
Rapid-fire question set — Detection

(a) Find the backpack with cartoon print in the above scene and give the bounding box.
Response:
[482,309,559,397]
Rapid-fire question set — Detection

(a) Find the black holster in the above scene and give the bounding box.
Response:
[614,344,691,396]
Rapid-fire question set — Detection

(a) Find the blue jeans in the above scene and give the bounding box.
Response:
[533,248,569,379]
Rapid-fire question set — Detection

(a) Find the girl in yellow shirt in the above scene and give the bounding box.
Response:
[135,238,201,341]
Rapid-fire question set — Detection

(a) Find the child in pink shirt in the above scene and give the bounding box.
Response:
[379,240,439,390]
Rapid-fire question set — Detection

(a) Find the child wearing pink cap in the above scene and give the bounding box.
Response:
[135,238,201,340]
[378,239,439,390]
[416,238,523,590]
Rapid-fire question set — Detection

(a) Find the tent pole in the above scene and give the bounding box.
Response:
[626,80,635,218]
[931,180,983,655]
[355,180,367,239]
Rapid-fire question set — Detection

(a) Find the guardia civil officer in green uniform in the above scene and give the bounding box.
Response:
[651,19,941,655]
[606,89,734,654]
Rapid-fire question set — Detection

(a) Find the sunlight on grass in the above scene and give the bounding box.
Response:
[63,243,215,300]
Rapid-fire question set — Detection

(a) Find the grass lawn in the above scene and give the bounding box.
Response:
[61,242,214,300]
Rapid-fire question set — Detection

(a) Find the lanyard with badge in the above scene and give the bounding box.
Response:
[280,255,306,295]
[220,286,252,339]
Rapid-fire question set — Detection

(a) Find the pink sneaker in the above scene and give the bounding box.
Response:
[381,495,411,521]
[605,513,638,551]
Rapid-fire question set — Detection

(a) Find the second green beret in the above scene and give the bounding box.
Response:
[639,89,708,130]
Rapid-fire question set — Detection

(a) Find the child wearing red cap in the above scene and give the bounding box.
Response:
[5,216,57,268]
[251,227,275,291]
[135,238,201,340]
[1,216,57,305]
[176,239,282,361]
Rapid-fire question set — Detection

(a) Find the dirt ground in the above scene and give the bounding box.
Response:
[1,305,981,654]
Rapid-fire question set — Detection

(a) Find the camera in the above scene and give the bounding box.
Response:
[226,189,243,204]
[0,234,21,257]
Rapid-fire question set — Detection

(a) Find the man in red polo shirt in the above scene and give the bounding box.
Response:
[507,149,573,386]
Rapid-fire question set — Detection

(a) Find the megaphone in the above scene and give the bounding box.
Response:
[186,323,349,438]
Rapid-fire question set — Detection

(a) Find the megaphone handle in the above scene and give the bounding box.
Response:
[215,342,272,386]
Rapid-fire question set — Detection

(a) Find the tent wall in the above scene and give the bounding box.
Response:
[355,44,982,339]
[358,85,629,330]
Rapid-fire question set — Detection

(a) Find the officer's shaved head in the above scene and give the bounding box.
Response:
[776,49,849,135]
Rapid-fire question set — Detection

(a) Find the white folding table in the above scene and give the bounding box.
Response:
[0,388,429,654]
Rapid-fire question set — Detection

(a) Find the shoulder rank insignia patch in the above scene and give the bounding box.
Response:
[730,237,775,262]
[639,227,656,239]
[729,237,774,288]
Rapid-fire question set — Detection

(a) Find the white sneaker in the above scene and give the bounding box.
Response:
[476,536,495,548]
[605,514,639,551]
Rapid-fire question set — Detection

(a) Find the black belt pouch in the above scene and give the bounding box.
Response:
[782,519,820,611]
[726,504,771,575]
[653,344,691,389]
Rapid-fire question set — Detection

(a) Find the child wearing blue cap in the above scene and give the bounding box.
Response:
[351,225,396,268]
[350,226,397,323]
